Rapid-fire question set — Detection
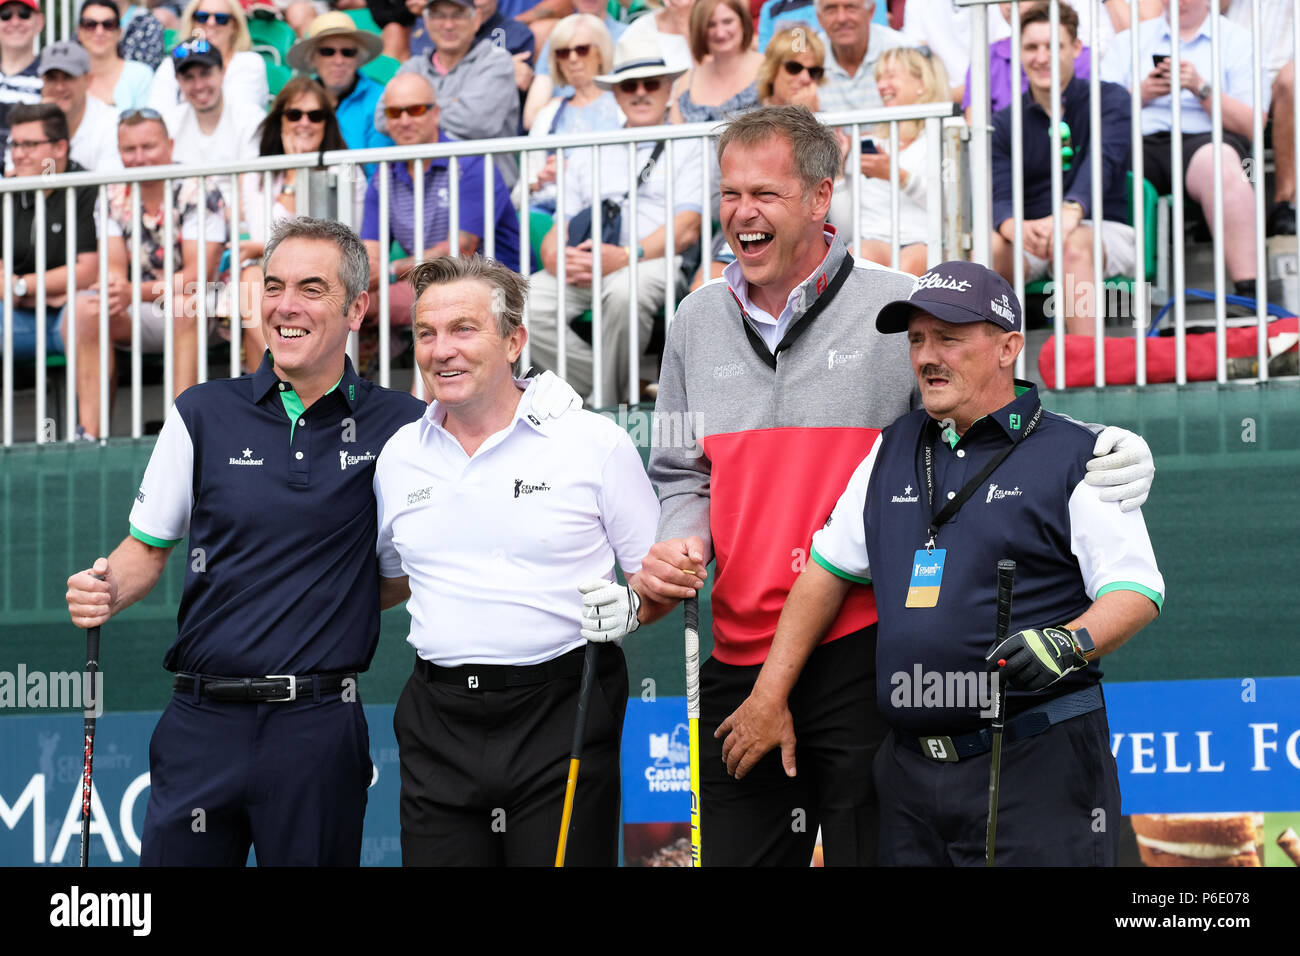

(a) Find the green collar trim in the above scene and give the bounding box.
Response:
[280,373,344,443]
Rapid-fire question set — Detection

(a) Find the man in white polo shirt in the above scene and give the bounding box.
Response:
[374,255,661,866]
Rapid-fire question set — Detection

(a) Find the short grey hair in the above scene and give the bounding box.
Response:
[814,0,874,10]
[407,255,528,375]
[716,105,842,199]
[263,216,369,312]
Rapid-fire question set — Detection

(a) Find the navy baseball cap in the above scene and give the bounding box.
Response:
[172,37,224,73]
[876,261,1022,334]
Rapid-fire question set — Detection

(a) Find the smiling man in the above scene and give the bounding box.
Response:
[624,106,1158,867]
[738,261,1162,866]
[815,0,914,112]
[64,219,581,865]
[373,255,658,866]
[0,0,43,145]
[38,40,121,172]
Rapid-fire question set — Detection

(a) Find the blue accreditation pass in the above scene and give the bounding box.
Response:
[906,548,946,608]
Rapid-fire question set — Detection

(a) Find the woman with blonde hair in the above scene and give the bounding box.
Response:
[518,13,623,216]
[147,0,269,111]
[669,0,762,124]
[832,46,948,275]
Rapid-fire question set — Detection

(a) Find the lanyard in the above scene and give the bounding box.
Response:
[921,403,1043,550]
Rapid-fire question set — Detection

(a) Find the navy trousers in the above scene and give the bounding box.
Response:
[139,690,372,866]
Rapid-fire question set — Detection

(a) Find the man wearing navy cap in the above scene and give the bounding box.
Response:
[721,260,1164,865]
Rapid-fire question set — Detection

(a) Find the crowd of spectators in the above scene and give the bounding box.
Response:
[0,0,1294,426]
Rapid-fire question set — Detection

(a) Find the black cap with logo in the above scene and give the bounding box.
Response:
[876,260,1022,334]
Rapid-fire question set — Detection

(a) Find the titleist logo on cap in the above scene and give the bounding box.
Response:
[914,272,972,293]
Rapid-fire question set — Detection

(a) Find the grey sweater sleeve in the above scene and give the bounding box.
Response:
[648,310,714,563]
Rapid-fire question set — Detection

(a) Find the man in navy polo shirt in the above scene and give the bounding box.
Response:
[719,261,1164,865]
[64,217,576,865]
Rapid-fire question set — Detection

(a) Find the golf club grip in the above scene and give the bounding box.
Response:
[684,595,700,720]
[996,560,1016,641]
[569,641,600,758]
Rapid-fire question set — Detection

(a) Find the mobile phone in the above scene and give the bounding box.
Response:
[1152,54,1169,68]
[861,138,878,154]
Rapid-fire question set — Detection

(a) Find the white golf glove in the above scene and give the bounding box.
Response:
[578,579,641,643]
[530,370,582,418]
[1084,426,1154,512]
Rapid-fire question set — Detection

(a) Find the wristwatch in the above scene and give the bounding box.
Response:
[1066,625,1097,661]
[1196,81,1212,100]
[12,275,28,298]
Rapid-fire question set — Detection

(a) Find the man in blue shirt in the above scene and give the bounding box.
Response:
[991,2,1132,335]
[1100,0,1263,302]
[361,72,521,332]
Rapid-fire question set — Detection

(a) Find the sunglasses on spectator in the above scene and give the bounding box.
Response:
[384,103,435,119]
[79,16,120,31]
[118,107,165,125]
[173,38,214,60]
[316,46,359,58]
[554,44,593,59]
[193,11,233,25]
[782,61,824,81]
[284,107,327,123]
[617,78,661,94]
[0,6,35,19]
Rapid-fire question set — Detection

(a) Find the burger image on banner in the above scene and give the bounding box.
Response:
[1131,812,1265,867]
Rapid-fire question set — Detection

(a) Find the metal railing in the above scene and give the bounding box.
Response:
[962,0,1291,388]
[1,105,958,445]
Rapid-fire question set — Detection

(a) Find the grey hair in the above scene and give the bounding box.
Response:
[407,255,528,375]
[263,216,369,312]
[716,105,842,199]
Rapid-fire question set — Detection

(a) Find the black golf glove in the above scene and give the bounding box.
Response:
[985,626,1093,692]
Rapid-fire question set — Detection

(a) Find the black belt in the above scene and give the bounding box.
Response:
[416,646,588,691]
[895,684,1103,762]
[173,671,357,703]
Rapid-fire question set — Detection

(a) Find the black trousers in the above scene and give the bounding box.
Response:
[699,626,888,866]
[395,644,627,866]
[873,706,1121,866]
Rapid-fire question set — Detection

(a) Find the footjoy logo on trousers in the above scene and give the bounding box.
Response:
[49,886,151,936]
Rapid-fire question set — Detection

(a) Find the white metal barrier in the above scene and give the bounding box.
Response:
[1,105,956,445]
[962,0,1291,388]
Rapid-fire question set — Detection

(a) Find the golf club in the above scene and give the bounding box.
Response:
[685,594,701,867]
[79,574,104,868]
[986,558,1015,867]
[555,640,600,866]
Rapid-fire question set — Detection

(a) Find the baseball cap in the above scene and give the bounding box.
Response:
[3,0,42,12]
[38,41,91,78]
[875,260,1022,334]
[424,0,474,10]
[172,37,224,73]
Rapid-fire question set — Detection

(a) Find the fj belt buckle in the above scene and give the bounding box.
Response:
[919,735,958,762]
[265,674,297,703]
[466,674,480,690]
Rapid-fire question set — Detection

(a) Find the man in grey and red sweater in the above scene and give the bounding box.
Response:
[607,105,1158,866]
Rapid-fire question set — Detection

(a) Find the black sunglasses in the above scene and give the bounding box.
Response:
[0,6,35,19]
[284,107,327,123]
[193,11,233,25]
[554,44,593,59]
[617,77,662,94]
[782,61,824,82]
[316,45,359,58]
[79,16,120,31]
